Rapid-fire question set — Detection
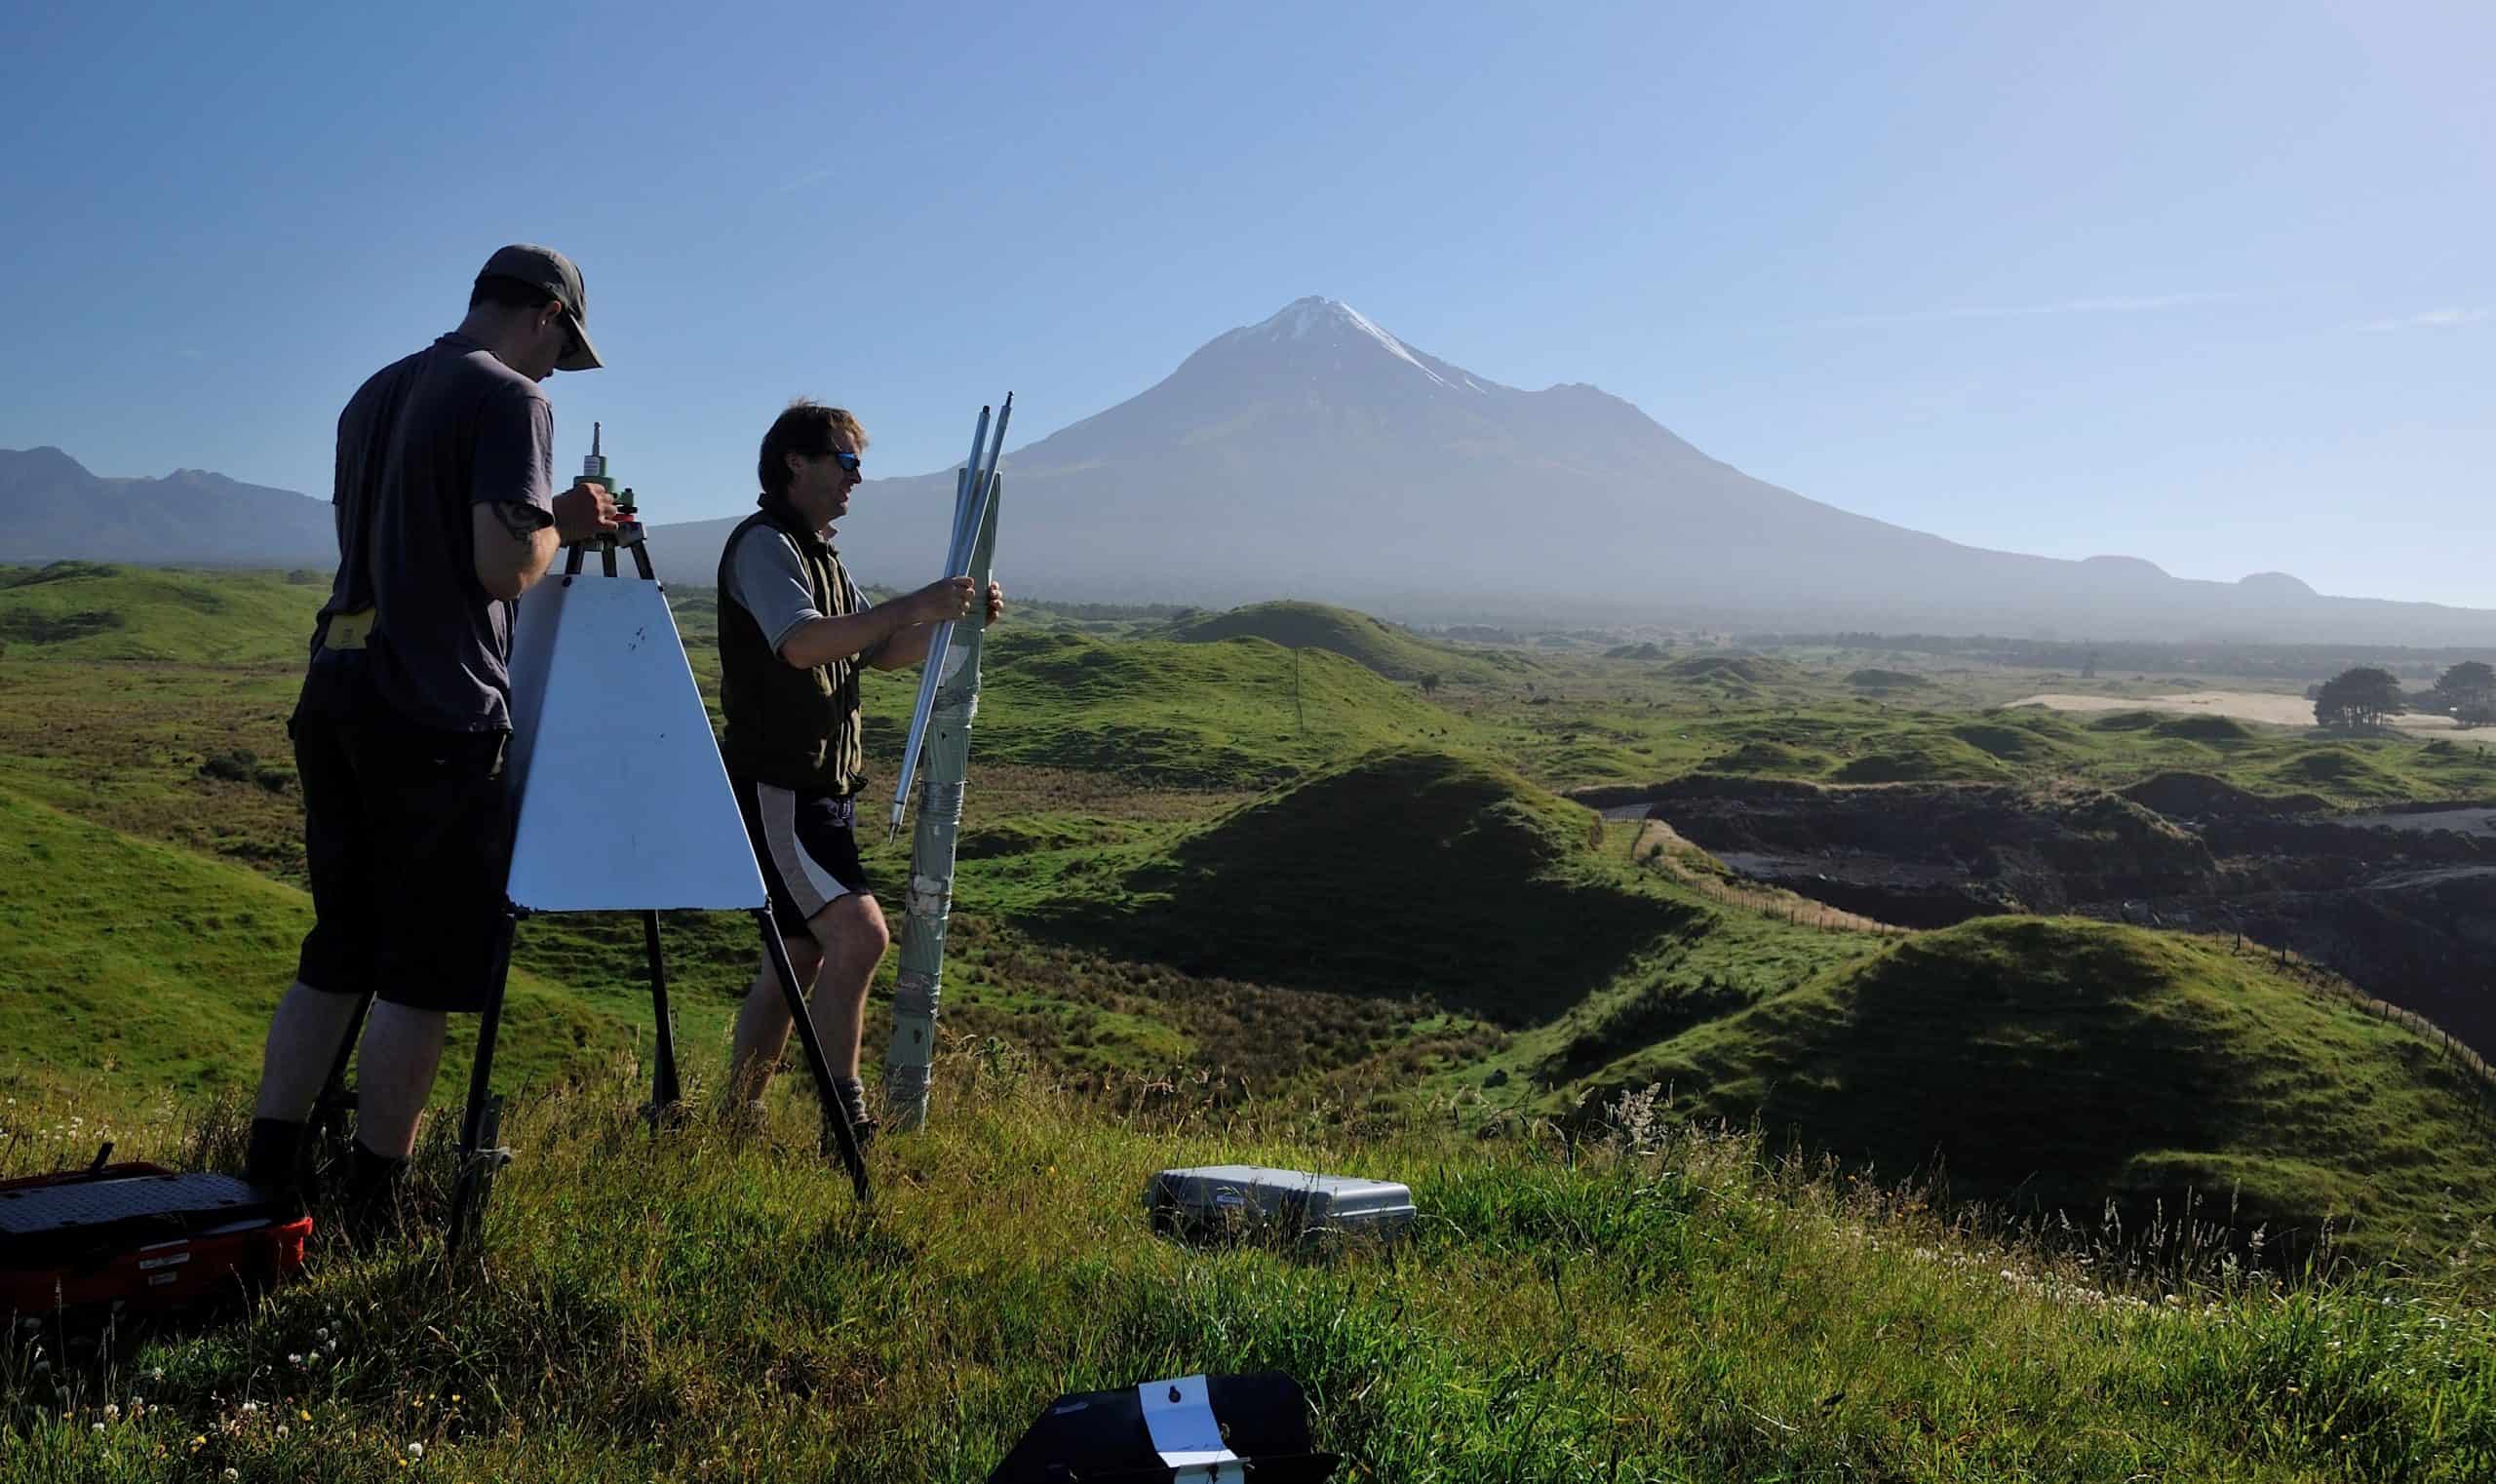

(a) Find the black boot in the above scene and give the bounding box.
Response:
[336,1141,411,1248]
[244,1117,311,1216]
[832,1077,878,1149]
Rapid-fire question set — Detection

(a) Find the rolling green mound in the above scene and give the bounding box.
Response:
[1664,653,1805,687]
[1583,917,2496,1254]
[1702,740,1836,777]
[2120,771,2322,817]
[0,563,322,663]
[2090,710,2164,731]
[2265,745,2408,801]
[1032,749,1698,1019]
[0,786,677,1095]
[1845,667,1931,689]
[1830,733,2013,784]
[1159,600,1515,683]
[898,629,1469,787]
[1950,721,2071,762]
[2154,715,2258,743]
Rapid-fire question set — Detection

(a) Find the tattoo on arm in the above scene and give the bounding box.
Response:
[488,501,552,544]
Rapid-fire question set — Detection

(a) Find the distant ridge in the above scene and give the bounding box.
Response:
[17,291,2496,642]
[0,446,332,567]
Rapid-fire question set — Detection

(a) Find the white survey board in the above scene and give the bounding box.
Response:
[502,573,766,913]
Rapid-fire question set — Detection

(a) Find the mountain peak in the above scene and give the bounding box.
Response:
[1222,296,1487,394]
[1,446,91,480]
[2240,570,2317,597]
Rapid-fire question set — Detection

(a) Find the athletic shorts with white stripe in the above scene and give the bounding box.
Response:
[729,774,875,936]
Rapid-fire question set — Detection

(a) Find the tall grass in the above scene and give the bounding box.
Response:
[4,1053,2490,1481]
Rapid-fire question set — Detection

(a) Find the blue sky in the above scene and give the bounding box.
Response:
[3,1,2487,605]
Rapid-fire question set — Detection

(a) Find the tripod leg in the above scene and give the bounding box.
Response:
[754,908,870,1205]
[306,991,374,1181]
[448,908,521,1255]
[644,910,683,1121]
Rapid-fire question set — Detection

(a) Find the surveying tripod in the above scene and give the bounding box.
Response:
[312,501,873,1255]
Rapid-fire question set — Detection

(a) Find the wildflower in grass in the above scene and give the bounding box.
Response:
[93,1424,105,1434]
[224,1471,239,1482]
[102,1404,118,1421]
[409,1442,425,1460]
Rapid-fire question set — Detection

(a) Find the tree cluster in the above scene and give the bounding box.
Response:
[2314,667,2406,729]
[2436,661,2496,727]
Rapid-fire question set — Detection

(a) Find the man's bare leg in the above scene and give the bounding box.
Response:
[726,894,889,1097]
[353,1002,448,1160]
[727,938,826,1104]
[252,981,364,1122]
[805,894,890,1081]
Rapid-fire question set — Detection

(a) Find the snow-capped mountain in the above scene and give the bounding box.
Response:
[688,296,2496,640]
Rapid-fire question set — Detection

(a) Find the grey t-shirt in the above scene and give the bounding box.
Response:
[722,524,872,657]
[317,332,557,731]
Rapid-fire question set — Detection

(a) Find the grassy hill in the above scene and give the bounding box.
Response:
[1664,653,1809,688]
[866,629,1477,788]
[0,563,322,663]
[1159,600,1519,685]
[1566,916,2496,1258]
[1021,749,1704,1020]
[0,784,713,1097]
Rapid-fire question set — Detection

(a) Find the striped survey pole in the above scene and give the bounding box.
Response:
[882,471,1000,1132]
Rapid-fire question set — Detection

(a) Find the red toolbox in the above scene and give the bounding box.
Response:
[1,1157,312,1316]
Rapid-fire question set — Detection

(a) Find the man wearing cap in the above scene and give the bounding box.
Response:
[242,245,619,1230]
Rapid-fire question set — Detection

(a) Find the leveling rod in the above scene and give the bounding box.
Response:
[889,392,1011,840]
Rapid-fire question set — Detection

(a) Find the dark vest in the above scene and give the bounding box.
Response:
[716,501,868,794]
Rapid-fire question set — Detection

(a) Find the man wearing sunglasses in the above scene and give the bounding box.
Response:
[715,399,1005,1141]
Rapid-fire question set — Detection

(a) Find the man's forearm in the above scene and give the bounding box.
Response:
[780,604,912,670]
[472,503,559,602]
[869,620,939,670]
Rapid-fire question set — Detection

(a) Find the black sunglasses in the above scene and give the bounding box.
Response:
[822,450,862,474]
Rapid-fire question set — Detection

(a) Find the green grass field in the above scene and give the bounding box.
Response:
[7,568,2496,1478]
[3,1068,2491,1482]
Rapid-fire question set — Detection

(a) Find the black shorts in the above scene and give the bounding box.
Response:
[291,655,513,1013]
[730,774,874,938]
